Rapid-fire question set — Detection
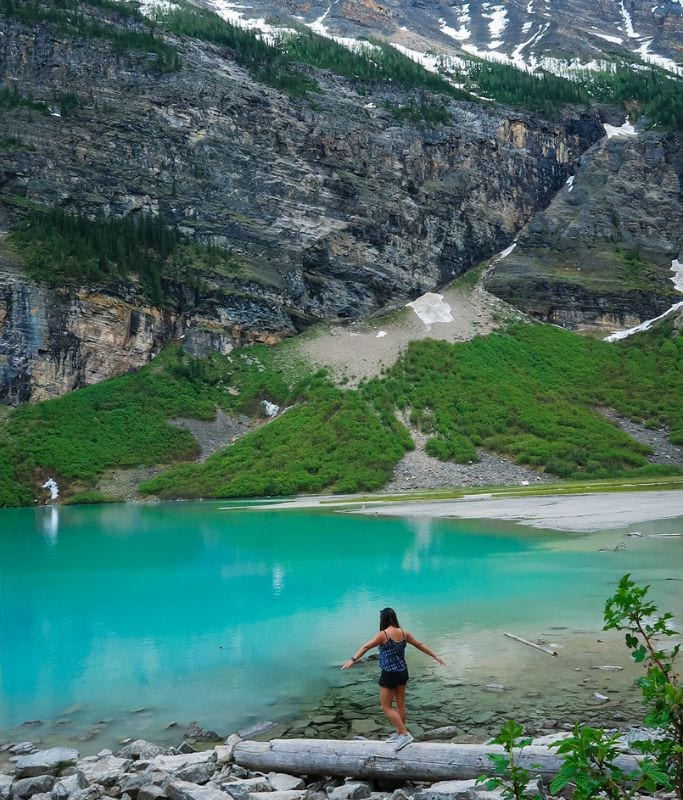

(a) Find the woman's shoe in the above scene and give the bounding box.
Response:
[394,733,414,751]
[385,732,399,742]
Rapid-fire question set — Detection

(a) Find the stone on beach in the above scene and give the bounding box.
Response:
[12,775,56,798]
[166,780,231,800]
[149,754,215,775]
[76,756,133,787]
[15,750,80,779]
[329,783,372,800]
[266,775,305,792]
[220,777,271,800]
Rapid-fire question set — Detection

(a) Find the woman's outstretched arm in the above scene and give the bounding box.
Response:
[341,631,385,669]
[406,631,446,666]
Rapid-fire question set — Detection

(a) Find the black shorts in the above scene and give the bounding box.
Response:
[379,669,409,689]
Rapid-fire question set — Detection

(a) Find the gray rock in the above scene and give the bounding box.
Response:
[220,779,271,800]
[175,746,195,757]
[12,776,56,798]
[329,784,372,800]
[183,725,220,743]
[266,776,304,793]
[76,758,133,788]
[421,726,459,741]
[51,773,88,800]
[118,775,147,796]
[250,793,304,800]
[10,745,36,756]
[137,788,168,800]
[166,781,231,800]
[69,788,105,800]
[116,744,172,762]
[148,755,214,776]
[15,751,80,779]
[0,775,12,800]
[414,782,477,800]
[174,765,215,787]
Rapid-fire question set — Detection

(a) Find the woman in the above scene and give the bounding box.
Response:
[341,607,445,751]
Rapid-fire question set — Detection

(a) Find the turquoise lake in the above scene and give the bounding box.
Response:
[1,500,682,750]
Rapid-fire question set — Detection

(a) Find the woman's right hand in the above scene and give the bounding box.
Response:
[341,659,355,670]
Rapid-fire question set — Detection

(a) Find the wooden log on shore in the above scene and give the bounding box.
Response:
[504,633,557,656]
[233,739,640,782]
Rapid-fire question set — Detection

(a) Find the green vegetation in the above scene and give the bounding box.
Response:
[139,376,412,498]
[0,85,49,115]
[1,0,181,71]
[604,575,683,796]
[484,578,681,800]
[362,319,683,479]
[0,289,681,507]
[381,98,451,126]
[7,205,244,305]
[156,1,467,106]
[446,58,683,129]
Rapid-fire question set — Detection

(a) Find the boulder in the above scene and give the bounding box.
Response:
[183,725,220,742]
[266,776,305,792]
[15,751,80,779]
[12,776,56,798]
[174,765,215,786]
[149,755,214,776]
[68,788,105,800]
[414,781,478,800]
[329,784,372,800]
[138,788,168,800]
[250,793,304,800]
[220,778,271,800]
[166,780,231,800]
[51,773,88,800]
[0,774,12,800]
[76,758,132,788]
[117,744,172,762]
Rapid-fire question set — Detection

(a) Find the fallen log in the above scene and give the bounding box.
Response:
[233,739,639,782]
[504,632,557,656]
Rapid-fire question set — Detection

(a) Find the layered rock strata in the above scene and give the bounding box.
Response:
[486,132,683,332]
[0,8,602,402]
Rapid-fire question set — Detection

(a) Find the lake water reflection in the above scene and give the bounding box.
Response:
[1,500,681,750]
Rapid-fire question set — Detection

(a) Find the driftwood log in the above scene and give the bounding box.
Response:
[233,739,640,782]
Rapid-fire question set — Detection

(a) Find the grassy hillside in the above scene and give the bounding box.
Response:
[0,316,681,507]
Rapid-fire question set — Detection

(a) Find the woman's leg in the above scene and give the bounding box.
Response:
[380,687,408,734]
[395,683,407,724]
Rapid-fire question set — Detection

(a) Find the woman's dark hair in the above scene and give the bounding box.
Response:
[380,607,400,630]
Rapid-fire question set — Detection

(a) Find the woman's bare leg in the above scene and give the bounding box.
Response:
[395,683,407,724]
[379,687,408,734]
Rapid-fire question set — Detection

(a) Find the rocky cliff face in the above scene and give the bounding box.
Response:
[0,6,603,403]
[486,131,683,332]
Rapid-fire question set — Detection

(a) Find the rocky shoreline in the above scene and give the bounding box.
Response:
[0,722,671,800]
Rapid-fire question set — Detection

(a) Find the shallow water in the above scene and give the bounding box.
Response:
[1,501,681,752]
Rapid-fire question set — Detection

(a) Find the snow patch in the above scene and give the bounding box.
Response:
[136,0,179,15]
[262,400,280,417]
[439,17,470,41]
[592,31,623,44]
[376,330,387,338]
[407,292,454,327]
[205,0,297,44]
[605,258,683,341]
[389,43,442,73]
[605,303,683,341]
[483,4,508,40]
[635,38,683,76]
[617,0,639,38]
[565,175,575,192]
[42,478,59,501]
[493,242,517,262]
[604,118,636,138]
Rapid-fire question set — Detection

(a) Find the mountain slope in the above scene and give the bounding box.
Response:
[0,0,604,403]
